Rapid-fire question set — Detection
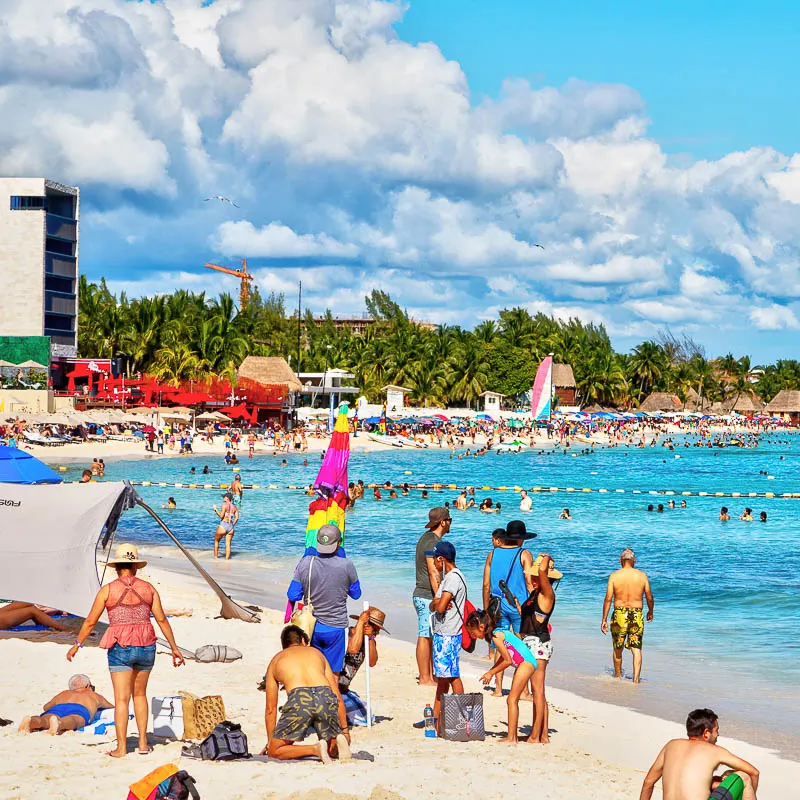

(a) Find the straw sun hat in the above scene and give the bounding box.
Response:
[107,543,147,569]
[524,555,563,580]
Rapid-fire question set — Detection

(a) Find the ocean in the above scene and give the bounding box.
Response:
[71,434,800,758]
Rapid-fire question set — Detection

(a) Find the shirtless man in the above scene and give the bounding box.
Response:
[261,625,351,763]
[212,492,239,560]
[18,674,112,735]
[601,548,654,683]
[640,708,759,800]
[454,491,468,510]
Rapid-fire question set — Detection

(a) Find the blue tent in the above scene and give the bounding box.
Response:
[0,447,63,484]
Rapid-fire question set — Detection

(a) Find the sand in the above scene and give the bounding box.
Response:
[0,563,797,800]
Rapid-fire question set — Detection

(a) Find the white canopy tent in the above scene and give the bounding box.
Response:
[0,482,258,626]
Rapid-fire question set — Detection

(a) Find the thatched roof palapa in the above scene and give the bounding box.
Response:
[552,363,576,388]
[765,390,800,414]
[725,394,763,414]
[638,392,682,412]
[237,357,302,392]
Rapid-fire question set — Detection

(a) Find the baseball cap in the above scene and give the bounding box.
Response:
[433,540,456,563]
[425,507,452,529]
[317,524,341,554]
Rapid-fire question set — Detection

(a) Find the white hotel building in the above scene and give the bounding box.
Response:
[0,177,80,356]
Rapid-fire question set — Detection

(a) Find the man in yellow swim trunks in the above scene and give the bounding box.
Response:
[601,548,654,683]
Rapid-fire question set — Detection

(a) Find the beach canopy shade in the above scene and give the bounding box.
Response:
[196,411,231,422]
[168,392,214,405]
[0,481,258,626]
[0,447,63,485]
[15,360,48,369]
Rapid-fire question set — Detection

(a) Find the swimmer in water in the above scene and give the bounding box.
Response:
[719,506,730,521]
[558,508,571,520]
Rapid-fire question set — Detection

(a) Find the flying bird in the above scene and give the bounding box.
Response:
[204,195,240,208]
[534,244,545,249]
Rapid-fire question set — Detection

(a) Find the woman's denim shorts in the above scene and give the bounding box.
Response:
[107,643,156,673]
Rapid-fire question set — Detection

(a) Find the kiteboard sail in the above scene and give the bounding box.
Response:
[531,355,553,421]
[304,401,351,550]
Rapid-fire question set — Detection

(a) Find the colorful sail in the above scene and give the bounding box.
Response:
[531,355,553,421]
[304,402,351,550]
[379,402,387,434]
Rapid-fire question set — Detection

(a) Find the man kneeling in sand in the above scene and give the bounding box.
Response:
[640,708,759,800]
[262,625,351,763]
[19,674,112,735]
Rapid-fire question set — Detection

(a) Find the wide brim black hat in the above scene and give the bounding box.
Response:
[502,519,537,542]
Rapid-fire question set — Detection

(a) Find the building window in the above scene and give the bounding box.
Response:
[10,195,46,210]
[45,236,74,257]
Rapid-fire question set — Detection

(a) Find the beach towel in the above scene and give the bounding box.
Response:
[128,764,179,800]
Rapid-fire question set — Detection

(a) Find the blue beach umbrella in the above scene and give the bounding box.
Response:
[0,447,63,485]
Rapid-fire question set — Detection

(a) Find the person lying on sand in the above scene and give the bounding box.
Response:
[261,625,351,763]
[0,602,69,632]
[18,674,112,735]
[639,708,759,800]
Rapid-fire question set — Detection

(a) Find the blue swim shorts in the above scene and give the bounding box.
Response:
[413,596,432,638]
[497,608,522,634]
[310,621,347,673]
[432,633,461,679]
[107,643,157,673]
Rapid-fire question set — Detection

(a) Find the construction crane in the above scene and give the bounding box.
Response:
[204,258,254,309]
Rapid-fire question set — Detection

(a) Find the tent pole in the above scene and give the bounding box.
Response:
[135,498,260,624]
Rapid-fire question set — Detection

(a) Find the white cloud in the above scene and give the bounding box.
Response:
[749,304,800,330]
[1,0,800,356]
[214,221,359,258]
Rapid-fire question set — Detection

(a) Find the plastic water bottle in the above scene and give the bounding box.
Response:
[424,704,436,738]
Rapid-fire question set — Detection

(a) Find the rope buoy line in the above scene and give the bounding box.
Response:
[68,480,800,499]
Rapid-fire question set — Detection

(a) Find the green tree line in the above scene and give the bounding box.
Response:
[78,277,796,407]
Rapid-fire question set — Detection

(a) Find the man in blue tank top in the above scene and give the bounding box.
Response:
[481,520,536,697]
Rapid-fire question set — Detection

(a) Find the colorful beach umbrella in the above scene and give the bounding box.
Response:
[304,402,351,551]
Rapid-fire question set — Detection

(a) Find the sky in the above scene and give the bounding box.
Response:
[2,0,800,361]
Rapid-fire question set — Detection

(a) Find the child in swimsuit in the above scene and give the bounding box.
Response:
[466,610,541,744]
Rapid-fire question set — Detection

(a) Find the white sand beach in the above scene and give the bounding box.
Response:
[1,562,796,800]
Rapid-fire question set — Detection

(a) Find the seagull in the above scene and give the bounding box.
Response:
[534,243,545,249]
[204,195,240,208]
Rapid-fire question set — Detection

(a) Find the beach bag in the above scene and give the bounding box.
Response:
[178,692,226,741]
[200,721,249,761]
[194,645,242,663]
[151,695,185,739]
[440,693,485,742]
[155,770,200,800]
[289,557,317,639]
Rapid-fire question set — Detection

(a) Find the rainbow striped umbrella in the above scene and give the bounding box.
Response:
[304,402,351,550]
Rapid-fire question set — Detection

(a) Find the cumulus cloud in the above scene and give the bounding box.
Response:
[749,304,800,331]
[2,0,800,356]
[214,221,359,258]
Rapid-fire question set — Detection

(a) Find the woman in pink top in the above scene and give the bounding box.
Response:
[67,543,184,758]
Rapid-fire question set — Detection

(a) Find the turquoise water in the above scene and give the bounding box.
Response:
[63,436,800,752]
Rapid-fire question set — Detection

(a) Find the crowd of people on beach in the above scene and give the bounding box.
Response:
[4,414,778,800]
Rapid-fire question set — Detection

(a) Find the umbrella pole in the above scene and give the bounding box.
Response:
[363,599,372,729]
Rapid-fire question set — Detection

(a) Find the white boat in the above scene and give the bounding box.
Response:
[367,433,404,448]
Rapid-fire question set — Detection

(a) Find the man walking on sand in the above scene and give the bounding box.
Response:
[261,625,351,763]
[640,708,759,800]
[601,548,654,683]
[412,507,452,686]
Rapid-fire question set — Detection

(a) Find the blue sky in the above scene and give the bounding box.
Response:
[2,0,800,361]
[398,1,800,161]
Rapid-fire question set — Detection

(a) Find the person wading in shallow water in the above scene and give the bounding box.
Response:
[601,548,654,683]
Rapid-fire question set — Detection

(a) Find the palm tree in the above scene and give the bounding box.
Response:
[447,340,489,408]
[628,341,669,400]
